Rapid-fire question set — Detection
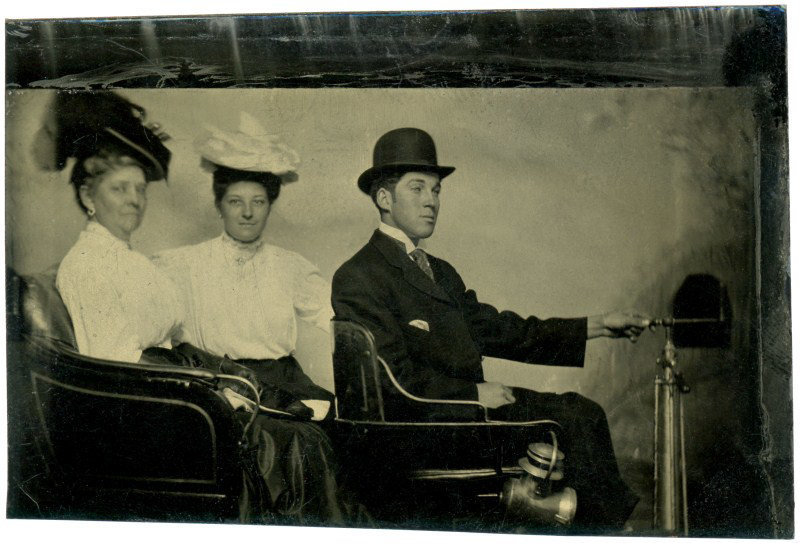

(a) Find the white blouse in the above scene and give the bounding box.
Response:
[56,221,184,363]
[152,234,333,360]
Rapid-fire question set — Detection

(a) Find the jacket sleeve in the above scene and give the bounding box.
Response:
[441,260,588,368]
[332,265,479,401]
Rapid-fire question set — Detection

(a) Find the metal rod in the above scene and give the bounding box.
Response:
[655,327,681,535]
[653,378,660,531]
[650,317,721,327]
[679,390,689,536]
[656,367,677,533]
[665,371,676,532]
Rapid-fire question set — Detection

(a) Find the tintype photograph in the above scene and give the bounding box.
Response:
[4,6,790,540]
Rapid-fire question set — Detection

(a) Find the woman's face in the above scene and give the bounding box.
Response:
[80,165,147,242]
[218,181,271,243]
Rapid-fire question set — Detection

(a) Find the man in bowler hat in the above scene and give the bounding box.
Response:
[331,127,649,530]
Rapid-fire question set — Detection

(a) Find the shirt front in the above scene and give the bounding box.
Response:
[153,233,333,360]
[56,221,184,363]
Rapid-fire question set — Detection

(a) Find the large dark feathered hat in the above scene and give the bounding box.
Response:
[35,91,171,181]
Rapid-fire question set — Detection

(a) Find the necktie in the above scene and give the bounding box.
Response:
[410,248,435,282]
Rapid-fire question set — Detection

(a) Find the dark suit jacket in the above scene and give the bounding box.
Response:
[332,230,587,414]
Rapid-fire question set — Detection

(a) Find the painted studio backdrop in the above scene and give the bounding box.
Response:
[6,87,763,531]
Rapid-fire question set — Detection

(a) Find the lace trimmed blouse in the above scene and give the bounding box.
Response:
[56,221,184,363]
[152,233,333,361]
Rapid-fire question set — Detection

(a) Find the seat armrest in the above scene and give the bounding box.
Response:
[373,354,490,421]
[331,318,488,421]
[28,334,219,381]
[332,319,562,426]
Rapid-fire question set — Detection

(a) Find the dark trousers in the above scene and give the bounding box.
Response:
[490,388,639,531]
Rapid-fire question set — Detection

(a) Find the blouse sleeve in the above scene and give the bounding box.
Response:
[150,249,185,286]
[150,248,192,344]
[151,249,191,304]
[56,261,141,363]
[292,254,334,333]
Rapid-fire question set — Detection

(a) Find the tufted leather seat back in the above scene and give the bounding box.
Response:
[12,265,77,348]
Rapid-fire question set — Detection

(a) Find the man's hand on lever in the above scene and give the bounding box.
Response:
[588,311,652,343]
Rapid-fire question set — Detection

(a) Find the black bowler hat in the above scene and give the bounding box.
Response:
[44,91,171,181]
[357,128,455,194]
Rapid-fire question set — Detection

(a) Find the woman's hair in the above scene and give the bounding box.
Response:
[70,143,145,213]
[212,165,282,205]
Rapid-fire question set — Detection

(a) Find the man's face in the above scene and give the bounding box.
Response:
[380,171,441,242]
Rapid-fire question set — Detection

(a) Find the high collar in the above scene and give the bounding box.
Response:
[84,220,132,251]
[378,222,417,254]
[220,231,265,264]
[221,231,265,251]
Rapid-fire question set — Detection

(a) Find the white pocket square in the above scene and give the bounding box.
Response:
[409,319,430,332]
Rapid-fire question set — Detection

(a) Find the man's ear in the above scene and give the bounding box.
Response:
[375,187,394,214]
[78,184,94,213]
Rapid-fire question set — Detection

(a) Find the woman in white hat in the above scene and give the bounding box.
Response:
[153,114,357,525]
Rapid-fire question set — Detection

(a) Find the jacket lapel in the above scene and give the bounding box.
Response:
[370,230,454,305]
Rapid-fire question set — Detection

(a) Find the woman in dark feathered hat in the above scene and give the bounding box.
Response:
[53,91,181,363]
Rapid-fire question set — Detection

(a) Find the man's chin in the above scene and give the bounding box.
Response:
[415,227,436,240]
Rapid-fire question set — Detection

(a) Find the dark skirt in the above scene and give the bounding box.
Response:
[235,355,335,417]
[142,343,365,526]
[238,414,367,525]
